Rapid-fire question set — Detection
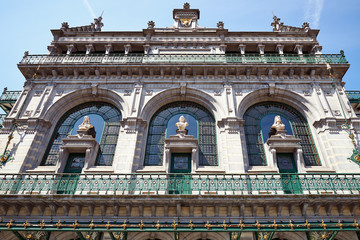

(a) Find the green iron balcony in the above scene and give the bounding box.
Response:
[0,114,5,128]
[346,91,360,103]
[0,88,21,114]
[19,53,348,65]
[0,173,359,195]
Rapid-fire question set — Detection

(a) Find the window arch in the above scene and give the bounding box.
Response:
[41,102,121,166]
[244,102,320,166]
[144,101,218,166]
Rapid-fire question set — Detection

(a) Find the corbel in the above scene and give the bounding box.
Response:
[246,68,251,79]
[276,44,284,55]
[63,69,69,77]
[95,69,100,78]
[51,69,58,78]
[73,69,79,79]
[160,67,164,79]
[257,43,265,55]
[239,44,246,55]
[124,44,131,55]
[85,44,94,55]
[143,44,151,55]
[294,44,303,55]
[105,43,113,55]
[91,83,98,95]
[289,68,294,79]
[312,45,322,55]
[268,83,275,96]
[66,44,76,55]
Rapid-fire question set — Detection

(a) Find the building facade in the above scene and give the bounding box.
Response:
[0,3,360,240]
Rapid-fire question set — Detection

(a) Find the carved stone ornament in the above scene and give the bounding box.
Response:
[217,21,224,29]
[78,116,96,138]
[180,18,192,27]
[147,20,155,29]
[176,115,189,131]
[268,115,285,138]
[183,2,190,9]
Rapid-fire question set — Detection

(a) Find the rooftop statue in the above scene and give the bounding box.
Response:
[268,115,285,138]
[78,116,96,138]
[271,15,310,33]
[60,16,103,33]
[94,16,104,31]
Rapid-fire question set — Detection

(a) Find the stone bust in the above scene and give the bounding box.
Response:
[268,115,285,138]
[78,116,96,138]
[176,115,189,131]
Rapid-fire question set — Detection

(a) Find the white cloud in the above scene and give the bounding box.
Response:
[304,0,324,28]
[82,0,96,19]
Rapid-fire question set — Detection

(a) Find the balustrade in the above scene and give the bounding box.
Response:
[20,53,347,65]
[0,173,358,195]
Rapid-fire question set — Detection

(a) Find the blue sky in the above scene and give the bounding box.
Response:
[0,0,359,96]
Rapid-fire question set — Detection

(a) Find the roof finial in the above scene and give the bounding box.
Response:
[183,2,190,9]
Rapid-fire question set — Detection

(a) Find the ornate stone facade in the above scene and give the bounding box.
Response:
[0,3,359,240]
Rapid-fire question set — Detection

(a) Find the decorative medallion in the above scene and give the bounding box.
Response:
[180,18,192,27]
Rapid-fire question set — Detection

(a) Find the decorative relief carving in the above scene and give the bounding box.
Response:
[34,91,42,97]
[334,110,341,116]
[325,91,333,96]
[235,91,242,96]
[145,90,153,96]
[23,110,33,117]
[55,91,63,96]
[124,90,132,96]
[214,90,221,96]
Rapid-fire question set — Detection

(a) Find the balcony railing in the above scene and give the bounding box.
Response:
[346,90,360,103]
[0,173,359,195]
[19,53,348,65]
[0,114,5,128]
[0,89,21,114]
[0,89,21,102]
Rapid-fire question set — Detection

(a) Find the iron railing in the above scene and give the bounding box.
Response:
[346,91,360,103]
[0,89,21,102]
[0,114,5,128]
[19,53,348,65]
[0,173,359,195]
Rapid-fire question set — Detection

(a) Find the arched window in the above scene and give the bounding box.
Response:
[41,102,121,166]
[145,101,218,166]
[244,102,320,166]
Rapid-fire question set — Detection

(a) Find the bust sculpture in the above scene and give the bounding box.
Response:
[175,115,189,137]
[268,115,285,138]
[78,116,96,138]
[176,115,189,131]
